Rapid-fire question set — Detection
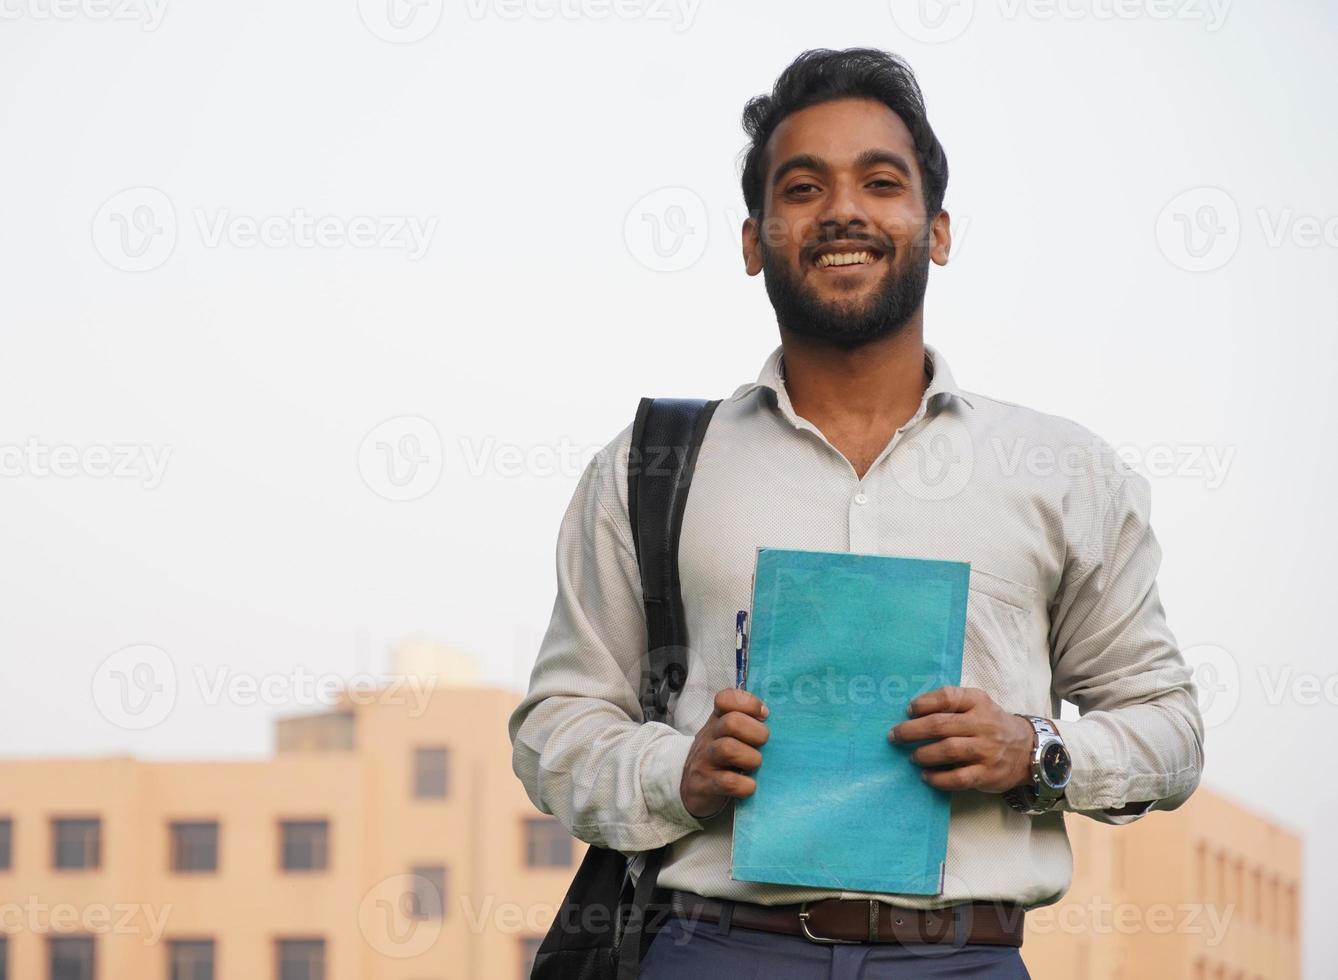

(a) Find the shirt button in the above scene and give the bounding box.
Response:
[854,492,868,506]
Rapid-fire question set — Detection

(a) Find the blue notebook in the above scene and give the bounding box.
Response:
[731,547,970,895]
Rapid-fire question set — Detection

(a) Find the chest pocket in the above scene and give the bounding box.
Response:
[962,568,1039,714]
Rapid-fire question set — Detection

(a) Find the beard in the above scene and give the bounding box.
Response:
[759,226,932,350]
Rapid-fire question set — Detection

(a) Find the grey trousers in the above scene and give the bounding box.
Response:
[639,910,1032,979]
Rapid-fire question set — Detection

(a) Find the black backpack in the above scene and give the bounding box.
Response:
[530,396,721,980]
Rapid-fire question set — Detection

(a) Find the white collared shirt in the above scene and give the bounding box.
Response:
[509,344,1204,909]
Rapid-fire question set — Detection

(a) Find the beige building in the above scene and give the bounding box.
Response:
[1026,786,1303,980]
[0,667,1303,980]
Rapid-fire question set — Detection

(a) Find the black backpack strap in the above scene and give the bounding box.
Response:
[626,397,721,726]
[616,396,720,980]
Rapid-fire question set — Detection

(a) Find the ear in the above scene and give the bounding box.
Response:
[930,209,952,267]
[742,214,764,276]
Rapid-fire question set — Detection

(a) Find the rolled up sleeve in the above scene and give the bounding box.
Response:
[508,436,704,853]
[1048,465,1205,824]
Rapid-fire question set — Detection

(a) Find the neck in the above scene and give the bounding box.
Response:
[779,319,929,430]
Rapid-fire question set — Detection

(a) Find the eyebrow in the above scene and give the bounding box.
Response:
[770,148,915,189]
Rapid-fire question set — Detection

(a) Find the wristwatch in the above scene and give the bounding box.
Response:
[1003,715,1071,815]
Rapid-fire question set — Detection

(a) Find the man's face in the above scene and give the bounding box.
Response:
[742,97,951,349]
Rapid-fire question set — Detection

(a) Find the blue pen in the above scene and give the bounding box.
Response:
[735,610,749,689]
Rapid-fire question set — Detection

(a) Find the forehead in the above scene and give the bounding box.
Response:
[764,96,918,178]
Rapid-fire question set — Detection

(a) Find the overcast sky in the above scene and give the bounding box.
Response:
[2,0,1335,973]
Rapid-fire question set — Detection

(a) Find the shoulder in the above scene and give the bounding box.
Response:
[960,389,1148,512]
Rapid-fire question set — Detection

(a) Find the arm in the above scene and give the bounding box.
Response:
[507,439,705,853]
[1048,465,1205,824]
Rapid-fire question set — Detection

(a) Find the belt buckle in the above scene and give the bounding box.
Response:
[797,899,876,944]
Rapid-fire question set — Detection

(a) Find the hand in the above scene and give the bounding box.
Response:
[680,688,770,819]
[888,686,1034,793]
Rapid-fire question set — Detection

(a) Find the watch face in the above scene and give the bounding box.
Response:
[1041,742,1072,789]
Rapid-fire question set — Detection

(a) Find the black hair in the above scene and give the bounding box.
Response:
[739,48,949,221]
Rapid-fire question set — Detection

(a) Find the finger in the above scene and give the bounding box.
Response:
[907,686,981,718]
[714,687,769,720]
[920,764,988,792]
[707,736,763,772]
[909,736,980,768]
[711,770,757,798]
[890,712,977,744]
[717,711,770,747]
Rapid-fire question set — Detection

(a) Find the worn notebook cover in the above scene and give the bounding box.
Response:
[730,547,969,895]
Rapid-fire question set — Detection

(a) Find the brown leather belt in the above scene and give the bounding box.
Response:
[667,889,1025,947]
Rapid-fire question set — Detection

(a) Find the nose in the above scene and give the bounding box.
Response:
[818,175,869,230]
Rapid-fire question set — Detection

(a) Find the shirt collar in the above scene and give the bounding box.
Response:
[729,343,975,414]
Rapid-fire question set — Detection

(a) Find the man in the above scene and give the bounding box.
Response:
[509,47,1203,978]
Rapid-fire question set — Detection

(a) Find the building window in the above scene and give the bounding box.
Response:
[170,823,219,873]
[524,817,573,868]
[413,747,450,799]
[409,865,447,919]
[276,939,324,980]
[168,939,214,980]
[0,818,11,870]
[280,821,328,872]
[519,936,544,979]
[49,936,95,980]
[53,819,100,870]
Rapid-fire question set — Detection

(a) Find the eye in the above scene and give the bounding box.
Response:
[868,179,903,190]
[785,182,820,196]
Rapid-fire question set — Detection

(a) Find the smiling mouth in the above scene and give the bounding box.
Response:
[812,249,884,270]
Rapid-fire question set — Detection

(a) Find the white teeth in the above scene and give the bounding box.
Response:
[816,250,876,267]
